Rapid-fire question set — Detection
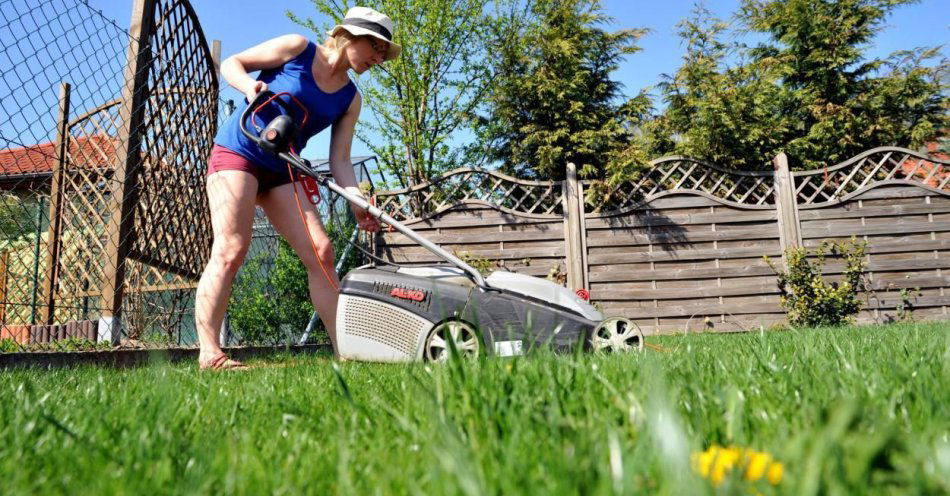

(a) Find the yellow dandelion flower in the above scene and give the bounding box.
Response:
[691,445,784,487]
[767,461,784,485]
[744,452,766,480]
[710,455,735,485]
[719,447,740,465]
[691,449,715,477]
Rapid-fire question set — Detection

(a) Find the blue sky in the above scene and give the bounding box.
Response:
[96,0,949,161]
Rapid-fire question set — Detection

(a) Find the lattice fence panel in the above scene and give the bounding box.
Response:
[121,258,192,345]
[376,168,565,222]
[794,147,950,206]
[585,157,776,213]
[128,0,217,279]
[52,103,121,325]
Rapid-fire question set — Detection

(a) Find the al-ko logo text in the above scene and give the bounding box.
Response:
[390,287,426,302]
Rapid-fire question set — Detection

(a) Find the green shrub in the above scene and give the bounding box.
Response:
[0,337,110,353]
[0,338,19,353]
[228,240,307,345]
[455,251,494,276]
[228,213,361,345]
[765,238,868,327]
[228,247,281,344]
[895,286,922,322]
[271,238,313,336]
[44,337,109,352]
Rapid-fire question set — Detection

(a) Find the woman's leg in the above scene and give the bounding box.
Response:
[195,170,259,363]
[258,181,341,353]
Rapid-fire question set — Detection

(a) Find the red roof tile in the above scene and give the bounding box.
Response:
[0,134,119,177]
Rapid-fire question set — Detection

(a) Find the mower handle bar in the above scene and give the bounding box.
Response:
[239,91,491,289]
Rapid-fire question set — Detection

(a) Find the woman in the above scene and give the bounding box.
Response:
[196,7,400,370]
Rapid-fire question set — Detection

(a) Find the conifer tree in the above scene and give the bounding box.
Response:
[652,0,947,171]
[473,0,648,181]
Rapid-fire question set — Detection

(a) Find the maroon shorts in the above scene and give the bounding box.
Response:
[207,145,297,193]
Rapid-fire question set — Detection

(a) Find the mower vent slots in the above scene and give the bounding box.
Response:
[372,281,432,312]
[338,295,429,356]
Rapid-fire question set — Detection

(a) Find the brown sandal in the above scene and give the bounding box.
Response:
[200,352,249,371]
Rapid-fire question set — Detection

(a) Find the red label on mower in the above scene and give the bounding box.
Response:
[390,287,426,302]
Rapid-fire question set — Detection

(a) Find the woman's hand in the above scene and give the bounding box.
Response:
[245,81,268,103]
[343,186,380,232]
[351,203,380,232]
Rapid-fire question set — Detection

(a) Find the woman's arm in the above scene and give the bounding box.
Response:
[329,93,379,232]
[221,34,309,101]
[328,92,362,191]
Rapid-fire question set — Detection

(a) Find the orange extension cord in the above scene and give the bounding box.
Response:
[286,161,339,293]
[645,342,667,352]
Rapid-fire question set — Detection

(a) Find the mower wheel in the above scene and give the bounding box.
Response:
[591,317,644,352]
[424,320,480,361]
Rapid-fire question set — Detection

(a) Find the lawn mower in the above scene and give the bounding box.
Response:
[240,91,644,362]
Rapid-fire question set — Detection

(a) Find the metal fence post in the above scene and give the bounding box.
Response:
[773,152,803,266]
[219,316,230,347]
[98,0,156,345]
[0,252,8,323]
[39,82,71,326]
[29,197,45,325]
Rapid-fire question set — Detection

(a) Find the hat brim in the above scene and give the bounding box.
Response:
[327,25,401,61]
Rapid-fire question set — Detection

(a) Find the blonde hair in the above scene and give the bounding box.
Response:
[324,30,357,55]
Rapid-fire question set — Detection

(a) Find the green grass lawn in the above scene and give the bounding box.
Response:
[1,322,948,495]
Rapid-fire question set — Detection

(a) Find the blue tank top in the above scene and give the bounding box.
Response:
[214,41,358,173]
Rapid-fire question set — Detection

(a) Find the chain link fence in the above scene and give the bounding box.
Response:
[1,0,133,352]
[225,158,377,347]
[0,0,373,353]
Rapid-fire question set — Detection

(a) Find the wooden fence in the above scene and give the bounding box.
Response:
[374,147,950,334]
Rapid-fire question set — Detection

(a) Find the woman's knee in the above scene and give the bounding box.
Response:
[299,239,335,273]
[210,236,251,273]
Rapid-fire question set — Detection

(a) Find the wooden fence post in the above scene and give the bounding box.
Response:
[211,39,221,74]
[577,178,589,291]
[773,152,802,265]
[39,82,70,325]
[562,162,587,290]
[98,0,156,345]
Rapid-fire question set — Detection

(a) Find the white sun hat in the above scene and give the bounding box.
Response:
[327,7,401,61]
